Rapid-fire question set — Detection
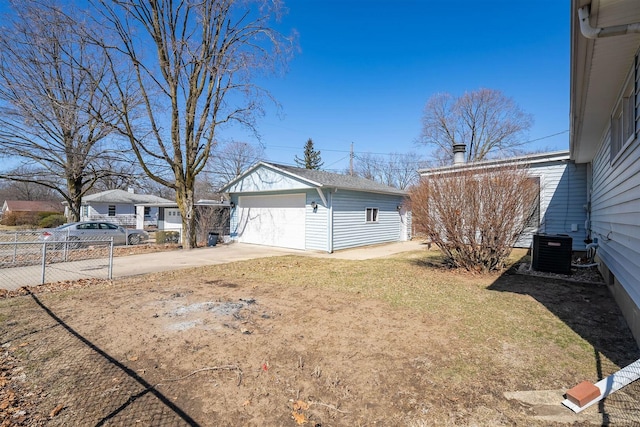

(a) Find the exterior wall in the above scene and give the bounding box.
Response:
[590,125,640,343]
[515,161,589,250]
[225,165,315,193]
[81,203,160,228]
[229,188,407,252]
[331,190,405,251]
[305,190,329,251]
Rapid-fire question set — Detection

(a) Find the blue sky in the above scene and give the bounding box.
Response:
[221,0,570,172]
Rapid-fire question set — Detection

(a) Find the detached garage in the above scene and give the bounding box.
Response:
[220,162,410,252]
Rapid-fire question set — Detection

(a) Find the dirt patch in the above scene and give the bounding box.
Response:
[1,252,639,426]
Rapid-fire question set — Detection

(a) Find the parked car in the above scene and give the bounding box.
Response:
[39,221,149,247]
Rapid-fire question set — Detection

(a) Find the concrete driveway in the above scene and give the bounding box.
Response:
[113,240,427,277]
[0,241,427,290]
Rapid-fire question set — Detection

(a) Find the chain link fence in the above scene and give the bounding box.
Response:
[0,230,114,289]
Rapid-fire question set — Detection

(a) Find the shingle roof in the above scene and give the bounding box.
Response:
[3,200,63,213]
[82,189,174,204]
[265,163,407,195]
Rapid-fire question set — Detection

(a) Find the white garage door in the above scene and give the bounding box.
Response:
[236,194,306,249]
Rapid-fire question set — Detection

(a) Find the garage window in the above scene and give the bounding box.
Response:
[365,207,379,223]
[108,205,116,216]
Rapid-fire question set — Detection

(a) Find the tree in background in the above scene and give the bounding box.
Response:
[409,166,539,272]
[0,1,124,221]
[206,140,265,189]
[353,151,426,190]
[295,138,324,170]
[95,0,295,249]
[418,88,533,164]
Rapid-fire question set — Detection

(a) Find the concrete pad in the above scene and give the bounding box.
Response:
[504,389,602,424]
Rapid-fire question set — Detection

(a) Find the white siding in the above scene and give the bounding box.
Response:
[225,165,315,192]
[332,190,405,251]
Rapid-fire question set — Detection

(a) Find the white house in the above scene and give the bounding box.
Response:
[72,189,174,228]
[220,162,410,252]
[418,150,589,251]
[571,0,640,344]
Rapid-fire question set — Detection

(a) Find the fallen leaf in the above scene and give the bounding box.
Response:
[129,356,139,362]
[50,403,65,417]
[293,400,309,411]
[18,343,28,347]
[292,411,307,425]
[242,400,250,407]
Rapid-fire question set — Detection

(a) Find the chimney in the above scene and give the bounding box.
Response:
[453,144,466,165]
[127,187,134,194]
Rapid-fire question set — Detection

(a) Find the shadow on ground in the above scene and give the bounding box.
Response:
[488,257,640,425]
[1,290,199,426]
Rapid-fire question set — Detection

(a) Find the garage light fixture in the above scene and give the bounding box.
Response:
[310,201,318,211]
[229,201,235,208]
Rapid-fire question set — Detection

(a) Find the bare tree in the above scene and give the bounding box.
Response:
[0,0,126,221]
[0,174,59,201]
[409,166,539,272]
[206,140,265,189]
[353,151,425,190]
[419,88,533,164]
[94,0,295,248]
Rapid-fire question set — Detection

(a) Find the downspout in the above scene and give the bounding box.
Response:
[578,6,640,39]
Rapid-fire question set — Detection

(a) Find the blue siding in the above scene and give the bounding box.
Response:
[305,191,328,251]
[592,129,640,314]
[332,190,405,251]
[516,161,588,250]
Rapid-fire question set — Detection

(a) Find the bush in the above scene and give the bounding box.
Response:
[155,230,180,244]
[409,166,539,272]
[39,214,67,228]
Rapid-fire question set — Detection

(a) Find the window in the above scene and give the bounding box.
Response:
[108,205,116,216]
[524,177,541,228]
[144,207,151,218]
[365,207,379,223]
[611,67,636,162]
[82,205,89,218]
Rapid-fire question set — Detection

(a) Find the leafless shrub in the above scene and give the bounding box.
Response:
[409,166,538,272]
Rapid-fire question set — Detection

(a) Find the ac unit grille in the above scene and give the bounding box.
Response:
[532,234,572,275]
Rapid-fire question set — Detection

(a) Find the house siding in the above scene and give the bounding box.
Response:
[591,126,640,342]
[225,165,315,193]
[332,190,404,251]
[305,191,328,251]
[515,161,589,250]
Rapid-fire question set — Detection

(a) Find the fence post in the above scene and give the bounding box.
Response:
[108,239,114,280]
[41,242,47,285]
[12,232,17,264]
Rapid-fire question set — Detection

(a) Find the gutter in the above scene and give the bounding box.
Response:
[578,5,640,39]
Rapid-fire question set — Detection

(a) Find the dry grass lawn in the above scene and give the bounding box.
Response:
[1,248,639,426]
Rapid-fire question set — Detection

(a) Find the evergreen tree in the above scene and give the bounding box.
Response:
[294,138,324,169]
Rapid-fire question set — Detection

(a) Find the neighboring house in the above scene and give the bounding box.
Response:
[67,189,174,228]
[570,0,640,344]
[418,150,589,251]
[219,162,410,252]
[1,200,63,220]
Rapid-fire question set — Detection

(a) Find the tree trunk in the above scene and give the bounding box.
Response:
[176,184,197,249]
[67,176,84,222]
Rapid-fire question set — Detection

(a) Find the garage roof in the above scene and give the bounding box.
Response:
[220,162,407,196]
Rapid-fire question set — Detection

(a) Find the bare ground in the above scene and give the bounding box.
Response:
[1,250,639,426]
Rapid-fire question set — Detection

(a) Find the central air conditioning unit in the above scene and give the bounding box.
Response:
[532,234,573,275]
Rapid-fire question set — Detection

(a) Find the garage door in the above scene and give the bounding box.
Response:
[236,194,306,249]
